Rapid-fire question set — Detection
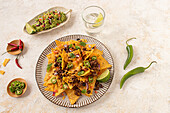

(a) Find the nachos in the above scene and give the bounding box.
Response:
[43,39,112,105]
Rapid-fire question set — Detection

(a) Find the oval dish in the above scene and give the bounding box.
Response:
[23,6,72,35]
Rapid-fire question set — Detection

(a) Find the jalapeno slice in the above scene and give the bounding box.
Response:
[78,71,85,76]
[51,77,57,84]
[9,86,15,93]
[88,76,93,83]
[63,83,68,90]
[91,56,97,60]
[81,89,87,94]
[57,57,62,63]
[15,89,23,95]
[11,81,21,88]
[84,61,90,68]
[20,82,25,89]
[67,62,73,69]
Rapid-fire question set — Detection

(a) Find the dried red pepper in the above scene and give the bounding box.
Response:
[8,43,19,47]
[2,46,19,56]
[19,39,23,51]
[15,55,22,69]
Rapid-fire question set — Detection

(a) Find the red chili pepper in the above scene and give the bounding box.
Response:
[15,55,22,69]
[19,39,23,51]
[8,43,19,47]
[1,46,19,56]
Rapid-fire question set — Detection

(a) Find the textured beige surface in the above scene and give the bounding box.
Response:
[0,0,170,113]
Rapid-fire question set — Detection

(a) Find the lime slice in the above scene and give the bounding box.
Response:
[97,69,110,82]
[93,13,103,27]
[26,23,36,34]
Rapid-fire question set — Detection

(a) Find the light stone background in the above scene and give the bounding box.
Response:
[0,0,169,113]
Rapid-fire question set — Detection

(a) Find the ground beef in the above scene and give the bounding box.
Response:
[89,60,99,70]
[87,90,91,94]
[73,86,82,96]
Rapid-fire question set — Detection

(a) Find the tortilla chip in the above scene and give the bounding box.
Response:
[65,88,80,105]
[3,59,10,67]
[55,87,65,97]
[79,76,97,97]
[0,70,5,75]
[97,55,112,70]
[55,40,63,46]
[86,44,96,51]
[85,76,97,97]
[44,84,55,91]
[93,49,103,55]
[84,49,94,60]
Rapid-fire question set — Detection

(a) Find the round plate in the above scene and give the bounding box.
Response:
[35,34,114,108]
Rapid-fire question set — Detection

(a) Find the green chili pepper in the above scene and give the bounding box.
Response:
[19,82,25,89]
[91,56,97,60]
[124,38,136,70]
[51,77,57,84]
[47,63,52,72]
[88,76,93,83]
[63,83,68,90]
[81,89,87,94]
[15,89,23,95]
[120,61,157,89]
[67,62,73,69]
[15,81,21,88]
[9,86,15,93]
[78,71,85,76]
[11,81,18,88]
[84,61,90,68]
[57,57,62,63]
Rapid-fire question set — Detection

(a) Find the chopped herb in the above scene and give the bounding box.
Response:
[69,44,72,48]
[79,42,86,47]
[47,63,52,72]
[69,53,76,58]
[75,46,80,49]
[78,71,85,76]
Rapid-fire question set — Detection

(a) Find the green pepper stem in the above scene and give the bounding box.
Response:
[126,37,136,46]
[145,61,157,69]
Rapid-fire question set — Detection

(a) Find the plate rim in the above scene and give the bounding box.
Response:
[35,34,114,108]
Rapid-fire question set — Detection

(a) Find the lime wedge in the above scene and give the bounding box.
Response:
[93,13,103,27]
[26,23,36,34]
[97,69,110,82]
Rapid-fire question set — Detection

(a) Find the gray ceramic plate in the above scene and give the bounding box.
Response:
[35,34,114,108]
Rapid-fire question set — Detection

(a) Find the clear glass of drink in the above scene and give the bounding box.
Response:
[82,6,105,34]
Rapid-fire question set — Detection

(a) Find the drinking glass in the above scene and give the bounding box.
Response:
[82,6,105,34]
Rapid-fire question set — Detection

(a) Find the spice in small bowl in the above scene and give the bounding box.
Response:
[7,78,27,97]
[5,39,24,55]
